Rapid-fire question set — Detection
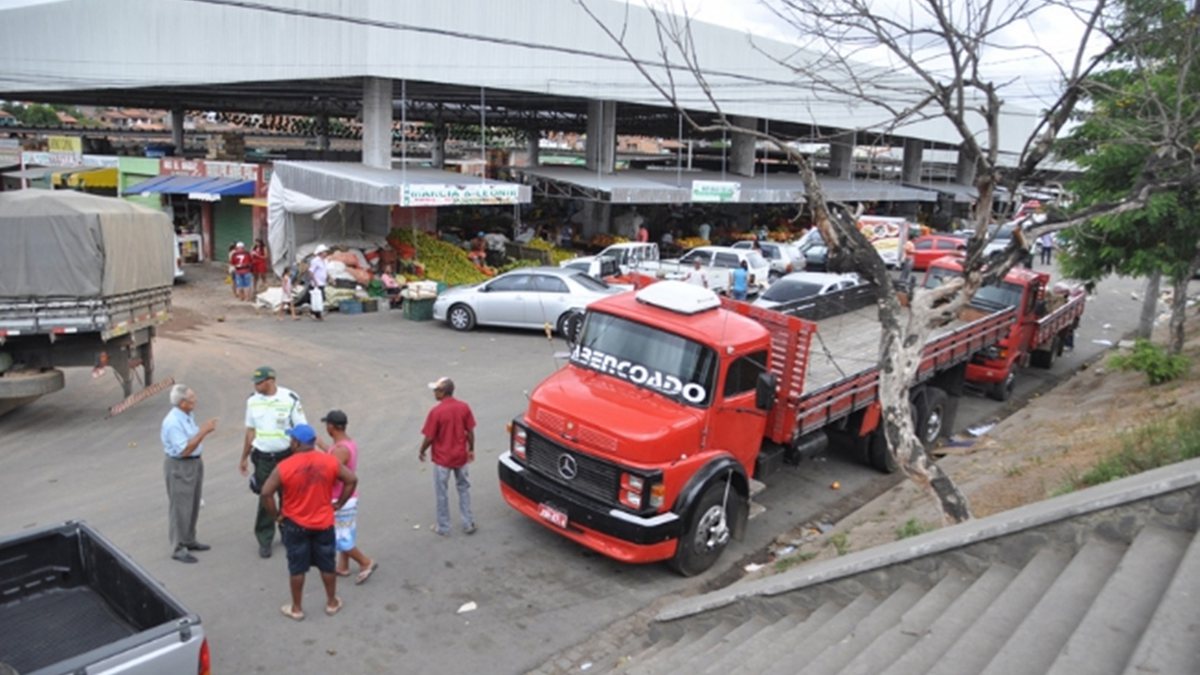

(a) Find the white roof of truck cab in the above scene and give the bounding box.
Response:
[636,281,720,315]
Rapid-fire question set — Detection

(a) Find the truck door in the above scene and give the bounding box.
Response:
[709,350,771,464]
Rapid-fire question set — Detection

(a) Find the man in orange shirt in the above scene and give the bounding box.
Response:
[261,424,357,621]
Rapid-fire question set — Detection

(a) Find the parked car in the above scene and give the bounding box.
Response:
[432,267,620,340]
[908,234,967,271]
[731,240,805,278]
[797,231,829,271]
[659,246,771,295]
[752,272,862,310]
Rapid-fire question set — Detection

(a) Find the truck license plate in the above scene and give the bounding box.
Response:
[538,503,568,529]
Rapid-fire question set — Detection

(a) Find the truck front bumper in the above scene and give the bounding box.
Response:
[966,361,1007,385]
[497,452,680,564]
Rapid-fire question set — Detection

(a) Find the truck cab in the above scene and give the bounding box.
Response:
[924,257,1083,400]
[499,282,775,575]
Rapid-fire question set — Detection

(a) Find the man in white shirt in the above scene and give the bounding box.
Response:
[309,244,330,321]
[684,258,708,288]
[239,366,307,558]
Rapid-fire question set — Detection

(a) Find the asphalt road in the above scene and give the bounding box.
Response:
[0,265,1147,674]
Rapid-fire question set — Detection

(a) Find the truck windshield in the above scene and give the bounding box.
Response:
[571,312,718,407]
[925,267,1024,311]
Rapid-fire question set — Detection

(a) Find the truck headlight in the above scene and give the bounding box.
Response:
[510,423,527,462]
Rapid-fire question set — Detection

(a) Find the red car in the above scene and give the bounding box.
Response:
[908,234,967,271]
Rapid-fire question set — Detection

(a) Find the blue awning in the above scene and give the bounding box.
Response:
[125,175,255,199]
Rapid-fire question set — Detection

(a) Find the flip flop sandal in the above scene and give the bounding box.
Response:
[325,597,343,616]
[355,562,379,585]
[280,604,305,621]
[334,568,351,578]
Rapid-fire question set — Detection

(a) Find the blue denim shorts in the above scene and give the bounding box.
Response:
[234,272,252,289]
[280,520,336,576]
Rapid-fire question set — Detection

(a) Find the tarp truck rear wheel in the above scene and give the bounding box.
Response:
[0,368,65,417]
[669,481,735,577]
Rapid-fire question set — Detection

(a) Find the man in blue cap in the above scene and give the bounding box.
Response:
[261,423,357,621]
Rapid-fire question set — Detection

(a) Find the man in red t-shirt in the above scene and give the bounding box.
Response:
[261,424,357,621]
[419,377,477,536]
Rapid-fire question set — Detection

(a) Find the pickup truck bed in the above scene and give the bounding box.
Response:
[2,586,137,670]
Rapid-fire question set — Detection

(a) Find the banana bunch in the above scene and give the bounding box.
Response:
[389,229,488,286]
[678,237,710,249]
[525,237,575,264]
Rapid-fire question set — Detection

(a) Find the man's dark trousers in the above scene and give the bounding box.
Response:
[253,449,289,547]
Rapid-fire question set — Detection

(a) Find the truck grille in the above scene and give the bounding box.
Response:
[526,428,619,505]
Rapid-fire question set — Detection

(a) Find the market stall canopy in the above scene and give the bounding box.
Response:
[271,161,532,207]
[50,166,100,187]
[902,181,1010,204]
[517,166,937,205]
[124,174,255,199]
[65,167,118,189]
[1,166,55,180]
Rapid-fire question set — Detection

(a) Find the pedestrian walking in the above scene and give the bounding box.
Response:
[319,409,378,584]
[1039,232,1055,266]
[260,424,357,621]
[684,258,708,288]
[419,377,477,536]
[251,239,269,296]
[309,244,330,321]
[239,366,307,558]
[161,384,217,563]
[277,266,299,321]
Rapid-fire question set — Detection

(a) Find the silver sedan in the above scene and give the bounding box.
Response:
[432,267,620,340]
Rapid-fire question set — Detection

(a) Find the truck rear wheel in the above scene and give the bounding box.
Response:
[915,387,948,447]
[0,368,65,417]
[669,481,734,577]
[1030,336,1059,369]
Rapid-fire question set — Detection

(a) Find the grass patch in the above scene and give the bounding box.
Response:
[773,551,817,573]
[1108,339,1191,385]
[1057,408,1200,494]
[895,518,933,540]
[830,532,850,556]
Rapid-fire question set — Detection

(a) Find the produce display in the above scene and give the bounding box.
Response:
[389,228,488,287]
[588,233,630,248]
[524,237,576,264]
[677,236,710,250]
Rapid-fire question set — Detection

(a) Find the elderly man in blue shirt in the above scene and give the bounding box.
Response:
[161,383,218,563]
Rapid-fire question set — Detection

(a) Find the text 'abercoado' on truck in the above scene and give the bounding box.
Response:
[498,280,1016,575]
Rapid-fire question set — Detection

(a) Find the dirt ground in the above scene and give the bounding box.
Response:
[760,298,1200,570]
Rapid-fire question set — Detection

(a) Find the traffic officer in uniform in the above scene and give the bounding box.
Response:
[239,366,307,558]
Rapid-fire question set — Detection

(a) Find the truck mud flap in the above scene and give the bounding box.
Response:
[108,377,174,418]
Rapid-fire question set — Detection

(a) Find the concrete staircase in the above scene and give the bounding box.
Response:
[539,461,1200,675]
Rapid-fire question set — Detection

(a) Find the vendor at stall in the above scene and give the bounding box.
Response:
[467,232,487,265]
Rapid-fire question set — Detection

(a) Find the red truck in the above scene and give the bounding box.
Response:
[924,258,1085,401]
[498,280,1016,575]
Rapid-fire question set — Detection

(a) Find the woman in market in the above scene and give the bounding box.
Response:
[251,239,269,296]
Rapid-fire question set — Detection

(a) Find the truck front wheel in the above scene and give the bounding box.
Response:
[670,481,734,577]
[988,370,1015,401]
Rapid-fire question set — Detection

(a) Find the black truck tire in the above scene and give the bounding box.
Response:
[988,370,1015,401]
[867,429,897,474]
[669,481,735,577]
[915,387,949,447]
[0,368,65,417]
[557,311,584,343]
[1030,336,1059,369]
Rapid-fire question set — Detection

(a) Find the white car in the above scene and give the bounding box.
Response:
[752,272,862,310]
[561,242,660,275]
[731,240,805,278]
[432,267,621,340]
[661,246,771,295]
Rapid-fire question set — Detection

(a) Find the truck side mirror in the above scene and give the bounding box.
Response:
[755,372,777,411]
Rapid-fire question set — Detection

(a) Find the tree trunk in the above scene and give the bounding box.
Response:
[1168,274,1189,354]
[1137,271,1161,340]
[877,293,973,525]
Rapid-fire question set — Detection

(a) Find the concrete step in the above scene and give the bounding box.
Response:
[839,570,974,675]
[624,620,737,675]
[925,545,1073,675]
[1047,525,1192,675]
[797,582,927,675]
[672,615,772,675]
[877,563,1019,675]
[979,537,1126,675]
[699,611,805,675]
[1122,527,1200,675]
[727,602,842,675]
[758,593,881,675]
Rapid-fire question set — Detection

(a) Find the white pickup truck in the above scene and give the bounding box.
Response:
[658,246,771,295]
[561,242,661,276]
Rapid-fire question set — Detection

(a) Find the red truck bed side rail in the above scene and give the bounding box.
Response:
[723,299,1016,445]
[1034,292,1085,350]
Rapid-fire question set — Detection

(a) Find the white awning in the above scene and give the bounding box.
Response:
[271,161,531,206]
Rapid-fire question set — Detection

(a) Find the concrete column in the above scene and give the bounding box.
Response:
[362,77,394,169]
[170,107,184,156]
[585,100,617,174]
[525,129,540,167]
[828,132,854,178]
[956,146,978,185]
[430,123,447,169]
[730,116,757,177]
[316,114,330,153]
[901,138,924,183]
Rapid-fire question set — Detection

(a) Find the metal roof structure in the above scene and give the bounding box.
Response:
[0,0,1039,152]
[272,161,531,206]
[518,166,937,205]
